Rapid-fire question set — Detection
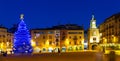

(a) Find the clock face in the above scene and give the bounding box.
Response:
[92,21,95,24]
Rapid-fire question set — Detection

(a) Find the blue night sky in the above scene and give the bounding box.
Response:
[0,0,120,30]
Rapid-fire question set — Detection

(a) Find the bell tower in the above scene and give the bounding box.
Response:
[90,14,97,28]
[88,14,100,50]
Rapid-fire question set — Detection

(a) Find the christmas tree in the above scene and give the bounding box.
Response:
[13,14,33,54]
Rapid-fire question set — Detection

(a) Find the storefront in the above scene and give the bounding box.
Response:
[100,43,120,54]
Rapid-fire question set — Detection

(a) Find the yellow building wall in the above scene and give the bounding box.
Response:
[0,28,7,51]
[31,29,84,53]
[61,30,84,52]
[88,28,100,50]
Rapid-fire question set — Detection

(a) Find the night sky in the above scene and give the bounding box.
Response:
[0,0,120,30]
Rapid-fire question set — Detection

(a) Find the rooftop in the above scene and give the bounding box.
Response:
[32,24,84,30]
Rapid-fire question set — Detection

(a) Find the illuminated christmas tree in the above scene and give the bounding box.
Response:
[13,14,33,54]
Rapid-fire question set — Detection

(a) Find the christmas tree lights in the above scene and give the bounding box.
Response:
[13,14,33,54]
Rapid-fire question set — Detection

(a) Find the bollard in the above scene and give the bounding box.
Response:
[109,51,116,61]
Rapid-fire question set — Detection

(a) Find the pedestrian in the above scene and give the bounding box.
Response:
[2,52,7,57]
[10,50,12,54]
[103,46,105,53]
[58,48,61,55]
[58,48,60,53]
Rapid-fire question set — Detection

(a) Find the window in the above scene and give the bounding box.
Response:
[62,36,65,40]
[74,41,77,45]
[43,36,45,39]
[3,40,5,43]
[74,36,77,38]
[9,40,11,42]
[93,37,96,41]
[69,36,71,39]
[49,36,52,39]
[49,41,52,45]
[79,36,81,39]
[56,39,59,42]
[48,31,54,34]
[34,31,37,33]
[79,41,81,44]
[73,36,77,40]
[68,32,82,34]
[55,34,59,38]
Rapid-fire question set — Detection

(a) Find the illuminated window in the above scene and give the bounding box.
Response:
[56,39,59,42]
[39,32,45,34]
[3,35,5,38]
[62,32,65,35]
[73,36,77,40]
[69,42,71,44]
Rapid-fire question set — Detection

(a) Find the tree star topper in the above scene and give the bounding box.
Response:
[20,14,24,20]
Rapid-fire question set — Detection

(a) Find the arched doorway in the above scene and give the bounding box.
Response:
[92,44,97,50]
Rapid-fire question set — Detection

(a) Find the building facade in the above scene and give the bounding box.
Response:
[0,26,13,52]
[6,32,13,53]
[0,27,7,51]
[31,24,84,53]
[99,13,120,50]
[88,15,100,50]
[31,29,60,53]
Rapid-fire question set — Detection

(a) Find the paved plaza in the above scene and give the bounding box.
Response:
[0,51,119,61]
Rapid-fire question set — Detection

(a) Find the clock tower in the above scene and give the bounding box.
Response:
[88,14,100,50]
